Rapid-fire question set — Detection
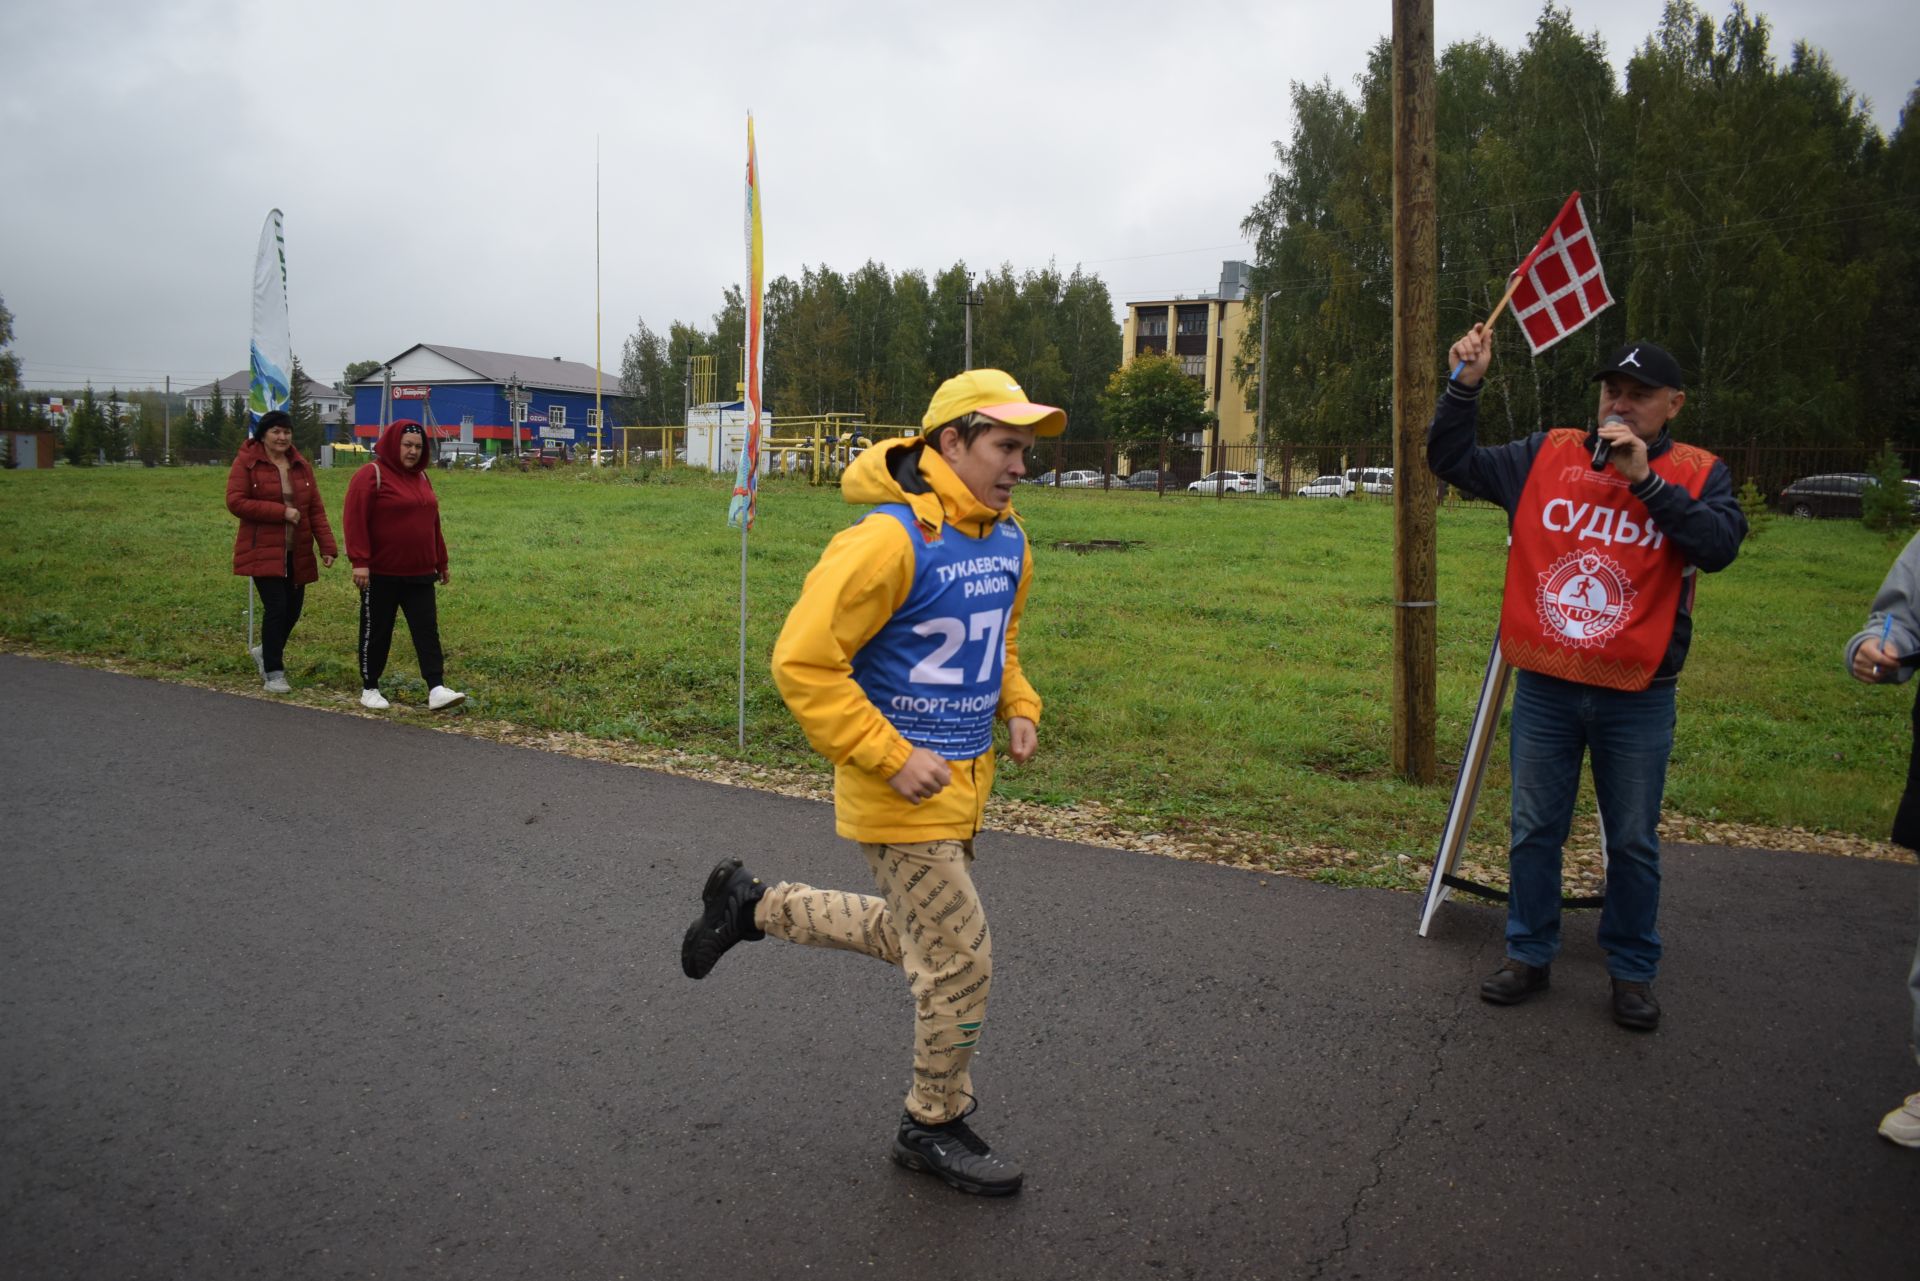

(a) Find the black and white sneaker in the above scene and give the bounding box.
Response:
[893,1104,1024,1196]
[680,857,766,979]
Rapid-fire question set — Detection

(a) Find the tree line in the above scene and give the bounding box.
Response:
[2,358,344,466]
[622,262,1123,437]
[1240,0,1919,450]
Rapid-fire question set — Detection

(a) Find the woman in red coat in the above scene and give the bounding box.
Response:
[342,419,465,711]
[226,410,337,694]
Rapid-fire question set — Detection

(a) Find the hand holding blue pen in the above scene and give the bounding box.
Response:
[1867,614,1897,682]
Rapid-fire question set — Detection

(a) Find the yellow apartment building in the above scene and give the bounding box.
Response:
[1119,260,1256,463]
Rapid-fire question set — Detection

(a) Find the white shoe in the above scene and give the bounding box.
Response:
[249,645,265,678]
[360,688,390,710]
[263,671,291,695]
[1880,1091,1920,1148]
[427,684,466,711]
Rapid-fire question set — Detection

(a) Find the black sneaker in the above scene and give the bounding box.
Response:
[680,858,766,980]
[892,1105,1023,1197]
[1479,958,1551,1005]
[1610,978,1660,1031]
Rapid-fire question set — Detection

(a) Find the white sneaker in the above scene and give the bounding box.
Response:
[263,671,291,695]
[360,688,390,710]
[249,645,265,678]
[1880,1091,1920,1148]
[427,684,467,711]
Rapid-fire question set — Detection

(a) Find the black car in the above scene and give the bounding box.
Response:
[1777,472,1920,519]
[1123,470,1172,491]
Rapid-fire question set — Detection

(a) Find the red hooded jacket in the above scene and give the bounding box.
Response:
[226,438,338,582]
[343,420,449,578]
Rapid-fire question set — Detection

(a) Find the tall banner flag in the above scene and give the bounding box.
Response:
[244,208,292,663]
[249,209,292,424]
[728,114,765,529]
[731,114,765,748]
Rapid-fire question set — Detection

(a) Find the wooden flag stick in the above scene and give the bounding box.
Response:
[1449,273,1528,380]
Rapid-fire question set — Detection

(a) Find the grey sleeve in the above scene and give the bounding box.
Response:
[1844,532,1920,682]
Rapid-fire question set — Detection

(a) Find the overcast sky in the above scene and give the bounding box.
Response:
[3,0,1912,392]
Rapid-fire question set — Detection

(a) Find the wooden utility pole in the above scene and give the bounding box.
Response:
[1391,0,1438,783]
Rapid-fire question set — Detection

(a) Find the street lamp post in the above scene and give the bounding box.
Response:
[1255,287,1280,495]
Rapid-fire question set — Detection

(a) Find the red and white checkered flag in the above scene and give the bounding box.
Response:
[1505,192,1613,355]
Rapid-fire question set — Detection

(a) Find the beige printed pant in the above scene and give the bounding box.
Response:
[753,839,991,1125]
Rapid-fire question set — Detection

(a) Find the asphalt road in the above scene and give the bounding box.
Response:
[2,653,1915,1279]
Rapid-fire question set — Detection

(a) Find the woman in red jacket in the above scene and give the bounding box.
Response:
[342,419,465,711]
[225,409,337,694]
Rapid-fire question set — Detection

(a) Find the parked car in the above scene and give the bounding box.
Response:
[1298,473,1353,498]
[1772,472,1920,519]
[1124,470,1172,491]
[1024,470,1058,486]
[1187,470,1260,495]
[1346,466,1395,495]
[1057,469,1116,489]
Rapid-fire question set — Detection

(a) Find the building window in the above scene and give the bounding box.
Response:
[549,405,566,428]
[1176,308,1209,336]
[586,409,602,429]
[1181,355,1206,378]
[1137,314,1167,337]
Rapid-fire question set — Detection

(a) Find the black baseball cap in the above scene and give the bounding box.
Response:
[1592,341,1685,390]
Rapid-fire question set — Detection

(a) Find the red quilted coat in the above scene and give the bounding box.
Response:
[226,439,338,582]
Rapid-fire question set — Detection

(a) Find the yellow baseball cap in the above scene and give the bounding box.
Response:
[921,369,1066,437]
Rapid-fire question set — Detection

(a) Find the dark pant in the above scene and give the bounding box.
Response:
[359,576,445,689]
[1505,670,1677,982]
[1893,689,1920,851]
[252,576,306,674]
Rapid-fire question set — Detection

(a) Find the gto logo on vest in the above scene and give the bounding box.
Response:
[1535,549,1638,647]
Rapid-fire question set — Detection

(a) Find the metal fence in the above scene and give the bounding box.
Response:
[1015,438,1915,508]
[156,435,1915,511]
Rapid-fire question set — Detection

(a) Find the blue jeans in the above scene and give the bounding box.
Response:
[1506,670,1677,982]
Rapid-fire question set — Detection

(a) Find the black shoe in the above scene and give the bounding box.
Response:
[892,1105,1024,1197]
[680,858,766,980]
[1479,958,1551,1006]
[1611,978,1660,1031]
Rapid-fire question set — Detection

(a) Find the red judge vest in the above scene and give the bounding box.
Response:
[1499,429,1719,691]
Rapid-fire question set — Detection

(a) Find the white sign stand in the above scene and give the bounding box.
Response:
[1418,626,1607,936]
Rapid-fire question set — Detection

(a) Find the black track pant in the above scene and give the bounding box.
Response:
[359,576,445,690]
[252,577,305,675]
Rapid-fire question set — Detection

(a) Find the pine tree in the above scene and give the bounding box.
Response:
[66,384,101,465]
[1862,446,1914,533]
[204,384,230,454]
[288,357,324,456]
[224,394,247,454]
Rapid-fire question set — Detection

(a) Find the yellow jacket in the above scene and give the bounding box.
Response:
[771,436,1042,843]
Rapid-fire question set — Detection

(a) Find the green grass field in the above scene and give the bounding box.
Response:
[1,462,1908,866]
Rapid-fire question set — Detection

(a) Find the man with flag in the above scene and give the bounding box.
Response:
[1429,324,1745,1030]
[679,369,1062,1196]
